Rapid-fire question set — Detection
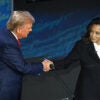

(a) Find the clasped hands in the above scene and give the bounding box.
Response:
[42,59,54,72]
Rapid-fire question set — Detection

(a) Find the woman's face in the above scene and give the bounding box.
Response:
[90,24,100,45]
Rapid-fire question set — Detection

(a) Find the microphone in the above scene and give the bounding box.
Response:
[50,64,55,70]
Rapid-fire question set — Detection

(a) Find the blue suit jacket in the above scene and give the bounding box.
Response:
[0,28,43,100]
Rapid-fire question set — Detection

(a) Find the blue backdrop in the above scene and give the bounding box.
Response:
[0,1,100,60]
[20,8,100,59]
[0,0,12,28]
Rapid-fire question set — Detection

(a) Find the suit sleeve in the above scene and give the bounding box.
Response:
[54,41,81,70]
[1,44,43,75]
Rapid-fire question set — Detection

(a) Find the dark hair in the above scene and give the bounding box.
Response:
[82,17,100,42]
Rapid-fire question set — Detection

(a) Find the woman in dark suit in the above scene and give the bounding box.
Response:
[54,17,100,100]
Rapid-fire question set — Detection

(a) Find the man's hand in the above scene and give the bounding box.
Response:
[42,59,53,72]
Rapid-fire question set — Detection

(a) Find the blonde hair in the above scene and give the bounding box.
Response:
[7,11,35,31]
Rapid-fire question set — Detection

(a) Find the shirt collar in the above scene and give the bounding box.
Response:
[94,43,100,51]
[11,31,18,40]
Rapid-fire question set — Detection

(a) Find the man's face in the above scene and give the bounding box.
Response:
[90,24,100,45]
[18,22,33,38]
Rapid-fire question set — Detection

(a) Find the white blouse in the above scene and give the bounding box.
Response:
[94,43,100,58]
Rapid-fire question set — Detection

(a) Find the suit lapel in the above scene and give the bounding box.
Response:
[7,30,19,47]
[87,42,100,62]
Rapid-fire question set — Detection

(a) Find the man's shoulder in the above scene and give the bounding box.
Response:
[0,27,9,35]
[0,28,13,46]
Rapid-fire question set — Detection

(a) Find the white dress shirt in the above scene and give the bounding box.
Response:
[11,31,18,40]
[94,43,100,58]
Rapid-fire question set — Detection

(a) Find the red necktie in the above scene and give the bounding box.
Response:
[17,39,20,47]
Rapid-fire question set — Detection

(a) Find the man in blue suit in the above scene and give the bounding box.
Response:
[0,11,53,100]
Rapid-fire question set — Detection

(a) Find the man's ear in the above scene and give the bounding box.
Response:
[16,27,21,34]
[14,28,21,38]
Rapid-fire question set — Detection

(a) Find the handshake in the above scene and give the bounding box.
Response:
[42,59,54,72]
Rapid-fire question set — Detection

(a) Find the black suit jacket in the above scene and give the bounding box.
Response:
[54,40,100,100]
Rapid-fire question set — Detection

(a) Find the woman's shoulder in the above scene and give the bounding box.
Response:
[76,38,91,45]
[74,39,91,50]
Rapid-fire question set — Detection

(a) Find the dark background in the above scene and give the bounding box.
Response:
[14,0,100,12]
